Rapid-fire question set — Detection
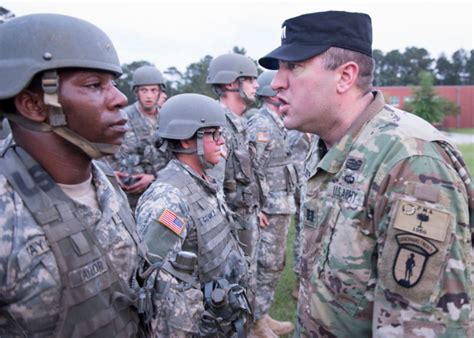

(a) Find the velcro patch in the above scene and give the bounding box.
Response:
[392,234,438,288]
[393,199,450,242]
[159,209,184,235]
[256,132,270,143]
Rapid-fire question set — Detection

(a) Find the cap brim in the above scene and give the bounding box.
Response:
[258,44,329,70]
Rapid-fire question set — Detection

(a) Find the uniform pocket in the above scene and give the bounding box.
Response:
[316,203,375,316]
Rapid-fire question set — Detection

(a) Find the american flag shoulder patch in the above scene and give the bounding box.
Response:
[158,209,184,235]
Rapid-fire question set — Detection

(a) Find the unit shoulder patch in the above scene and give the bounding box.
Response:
[158,209,185,236]
[392,234,438,288]
[393,199,451,242]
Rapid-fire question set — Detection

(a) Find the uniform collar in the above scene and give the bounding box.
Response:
[316,91,385,174]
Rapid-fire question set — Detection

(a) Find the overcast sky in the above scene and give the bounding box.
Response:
[3,0,473,73]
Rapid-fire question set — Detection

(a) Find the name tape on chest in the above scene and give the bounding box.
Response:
[159,208,185,236]
[393,199,450,242]
[327,182,364,207]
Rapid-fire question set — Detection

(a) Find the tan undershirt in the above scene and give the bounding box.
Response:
[57,175,100,210]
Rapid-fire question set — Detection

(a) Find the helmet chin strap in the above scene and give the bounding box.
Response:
[238,78,255,105]
[196,130,215,170]
[5,70,119,159]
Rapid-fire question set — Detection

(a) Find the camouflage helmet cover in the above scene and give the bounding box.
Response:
[256,70,277,97]
[158,94,225,140]
[131,65,165,90]
[206,53,258,84]
[0,13,122,100]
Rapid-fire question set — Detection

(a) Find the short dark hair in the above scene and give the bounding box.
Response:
[320,47,374,93]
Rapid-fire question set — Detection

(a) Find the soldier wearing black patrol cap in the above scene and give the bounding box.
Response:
[259,10,473,337]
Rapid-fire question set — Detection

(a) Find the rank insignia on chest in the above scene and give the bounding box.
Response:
[392,234,438,288]
[392,199,450,242]
[159,209,184,235]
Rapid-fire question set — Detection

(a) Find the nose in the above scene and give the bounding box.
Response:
[271,68,286,92]
[110,83,128,109]
[216,133,225,146]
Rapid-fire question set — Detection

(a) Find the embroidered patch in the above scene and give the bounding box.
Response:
[393,199,450,242]
[306,208,315,222]
[17,235,50,272]
[68,257,108,288]
[392,234,438,288]
[327,182,364,207]
[343,174,355,184]
[345,157,364,171]
[201,210,217,224]
[159,209,184,235]
[256,132,270,143]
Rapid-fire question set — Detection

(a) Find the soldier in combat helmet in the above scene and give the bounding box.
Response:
[247,70,297,337]
[0,13,154,337]
[108,65,170,211]
[205,54,264,326]
[136,93,252,337]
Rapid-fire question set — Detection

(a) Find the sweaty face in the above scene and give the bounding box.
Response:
[272,56,337,133]
[202,128,224,165]
[58,69,128,146]
[240,77,258,102]
[137,85,160,113]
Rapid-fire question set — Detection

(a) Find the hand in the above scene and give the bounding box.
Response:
[126,173,155,194]
[258,212,270,228]
[114,171,130,190]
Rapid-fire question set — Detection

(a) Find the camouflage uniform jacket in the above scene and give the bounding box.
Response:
[108,102,169,177]
[136,159,249,285]
[287,130,312,186]
[298,91,473,337]
[248,106,296,214]
[0,146,140,337]
[208,106,260,213]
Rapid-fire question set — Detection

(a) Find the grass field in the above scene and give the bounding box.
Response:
[269,144,474,334]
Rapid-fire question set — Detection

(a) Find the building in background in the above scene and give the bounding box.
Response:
[378,85,473,129]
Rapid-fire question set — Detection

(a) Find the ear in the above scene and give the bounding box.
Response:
[224,81,239,91]
[336,62,359,94]
[14,90,48,122]
[180,138,194,149]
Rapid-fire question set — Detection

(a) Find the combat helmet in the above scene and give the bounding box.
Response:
[0,13,122,158]
[158,93,225,168]
[207,54,258,103]
[131,65,166,91]
[256,71,277,97]
[207,54,258,84]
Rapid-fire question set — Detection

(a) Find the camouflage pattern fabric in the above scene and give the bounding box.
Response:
[297,91,473,337]
[136,159,249,336]
[247,107,296,319]
[0,157,139,336]
[287,130,312,277]
[106,102,170,210]
[151,269,203,337]
[207,105,261,315]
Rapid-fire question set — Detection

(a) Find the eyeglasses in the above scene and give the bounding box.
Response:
[202,129,223,142]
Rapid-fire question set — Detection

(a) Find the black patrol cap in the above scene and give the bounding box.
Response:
[259,11,373,70]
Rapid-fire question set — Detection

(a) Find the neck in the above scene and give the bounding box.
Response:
[175,152,204,177]
[320,91,374,147]
[12,127,92,184]
[138,103,157,117]
[220,94,246,116]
